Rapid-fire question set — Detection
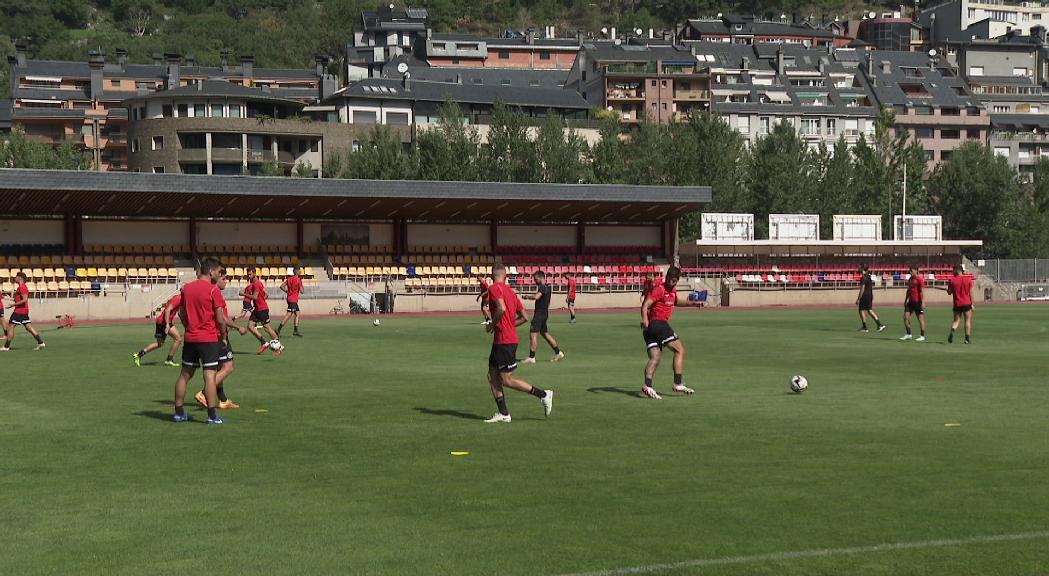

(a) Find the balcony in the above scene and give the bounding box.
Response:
[177,149,208,163]
[673,89,710,101]
[607,63,657,74]
[990,130,1049,142]
[211,147,244,163]
[246,150,295,164]
[606,88,645,100]
[105,133,126,146]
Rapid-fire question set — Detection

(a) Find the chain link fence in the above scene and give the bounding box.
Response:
[978,259,1049,282]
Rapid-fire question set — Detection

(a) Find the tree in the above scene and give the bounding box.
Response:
[747,120,819,238]
[927,141,1022,257]
[0,128,88,170]
[484,100,539,182]
[341,124,417,180]
[671,112,749,238]
[113,0,158,37]
[534,112,589,184]
[293,160,315,177]
[814,136,853,239]
[257,159,283,176]
[869,108,929,238]
[416,100,483,182]
[590,117,626,184]
[621,116,669,186]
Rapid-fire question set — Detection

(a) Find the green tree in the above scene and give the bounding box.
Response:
[534,112,589,184]
[293,160,315,177]
[0,128,88,169]
[342,124,417,180]
[622,116,669,186]
[671,112,749,238]
[257,159,283,176]
[747,120,819,238]
[927,141,1022,257]
[416,100,483,182]
[814,136,853,239]
[590,117,626,184]
[484,100,539,182]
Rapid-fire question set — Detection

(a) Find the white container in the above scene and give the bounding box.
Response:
[769,214,820,241]
[894,215,942,241]
[701,213,754,241]
[833,215,882,241]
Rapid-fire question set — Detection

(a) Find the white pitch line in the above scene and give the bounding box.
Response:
[555,530,1049,576]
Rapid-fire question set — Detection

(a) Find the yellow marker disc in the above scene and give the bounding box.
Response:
[450,451,469,456]
[255,409,270,413]
[944,423,961,427]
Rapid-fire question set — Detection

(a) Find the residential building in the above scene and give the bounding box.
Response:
[859,50,989,168]
[856,14,926,51]
[122,80,382,176]
[7,44,333,172]
[0,101,10,134]
[380,55,571,90]
[424,32,581,70]
[920,0,1049,41]
[692,43,880,147]
[566,42,711,123]
[677,15,851,47]
[346,5,430,80]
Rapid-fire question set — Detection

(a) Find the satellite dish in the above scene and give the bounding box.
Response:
[396,62,408,74]
[635,28,643,36]
[928,49,937,57]
[803,39,812,47]
[601,27,608,35]
[869,11,876,18]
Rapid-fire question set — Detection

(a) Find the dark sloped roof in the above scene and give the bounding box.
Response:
[990,114,1049,130]
[332,78,589,109]
[121,80,304,107]
[861,50,976,108]
[383,61,569,89]
[581,43,695,63]
[0,169,709,222]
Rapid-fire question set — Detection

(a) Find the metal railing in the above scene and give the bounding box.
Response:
[979,258,1049,282]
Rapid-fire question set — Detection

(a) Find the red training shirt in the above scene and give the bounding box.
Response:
[479,278,491,302]
[947,274,973,307]
[180,278,226,343]
[646,283,677,323]
[156,294,182,324]
[906,275,925,303]
[567,278,577,299]
[252,278,269,311]
[488,282,522,345]
[642,278,655,297]
[14,283,29,314]
[285,275,303,304]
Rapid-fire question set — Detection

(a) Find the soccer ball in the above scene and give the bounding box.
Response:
[790,375,808,393]
[372,318,380,327]
[269,339,284,352]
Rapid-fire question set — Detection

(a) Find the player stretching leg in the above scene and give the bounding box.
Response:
[0,288,9,342]
[562,272,577,323]
[133,292,183,367]
[276,267,303,338]
[483,264,553,423]
[1,272,45,351]
[241,267,282,355]
[476,274,492,325]
[856,264,885,333]
[900,265,927,342]
[946,264,974,344]
[640,266,701,399]
[196,270,247,409]
[521,270,564,364]
[172,258,227,424]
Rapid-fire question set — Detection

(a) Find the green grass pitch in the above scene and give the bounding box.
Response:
[1,305,1047,575]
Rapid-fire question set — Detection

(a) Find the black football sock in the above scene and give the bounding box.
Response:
[644,377,653,388]
[495,396,509,416]
[138,348,148,357]
[257,335,266,344]
[674,373,683,385]
[276,324,283,336]
[217,386,228,402]
[529,350,536,359]
[166,354,173,362]
[207,407,217,420]
[905,327,911,335]
[529,386,547,398]
[861,323,868,330]
[920,329,925,336]
[175,405,185,417]
[33,334,43,344]
[553,346,561,355]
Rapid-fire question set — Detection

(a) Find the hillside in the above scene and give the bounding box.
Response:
[1,0,887,98]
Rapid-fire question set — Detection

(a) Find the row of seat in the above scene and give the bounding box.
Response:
[2,281,101,295]
[404,275,649,291]
[736,273,956,284]
[330,263,661,280]
[2,267,179,282]
[222,266,316,281]
[203,255,301,267]
[0,255,178,267]
[688,265,956,275]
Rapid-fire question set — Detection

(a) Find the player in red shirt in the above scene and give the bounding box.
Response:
[132,292,183,366]
[195,269,248,410]
[240,266,282,355]
[277,267,304,338]
[475,274,492,326]
[640,266,702,399]
[173,258,228,424]
[1,271,45,351]
[945,264,974,344]
[483,264,553,423]
[561,272,577,323]
[900,265,927,342]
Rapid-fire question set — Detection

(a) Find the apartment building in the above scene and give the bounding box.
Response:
[7,45,333,172]
[346,5,430,80]
[424,32,581,70]
[0,101,10,135]
[692,44,880,147]
[122,80,377,176]
[921,0,1049,39]
[379,55,570,90]
[855,15,926,51]
[677,15,851,47]
[566,42,711,123]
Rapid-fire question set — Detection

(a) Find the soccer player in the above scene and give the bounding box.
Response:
[946,264,974,344]
[0,288,9,342]
[276,267,303,338]
[132,292,183,366]
[241,266,282,355]
[856,264,885,333]
[900,265,927,342]
[195,269,248,410]
[561,272,577,323]
[483,264,553,423]
[172,258,227,424]
[640,266,698,399]
[476,274,492,325]
[1,272,45,351]
[521,270,564,364]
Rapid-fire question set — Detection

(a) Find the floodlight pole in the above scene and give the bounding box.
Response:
[900,169,908,241]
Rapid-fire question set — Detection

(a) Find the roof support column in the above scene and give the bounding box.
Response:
[296,218,304,258]
[490,221,498,256]
[576,221,585,256]
[189,217,198,258]
[664,218,680,265]
[64,215,80,256]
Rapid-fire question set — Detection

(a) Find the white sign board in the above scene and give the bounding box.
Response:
[769,214,820,241]
[701,213,754,241]
[894,215,942,241]
[833,215,882,241]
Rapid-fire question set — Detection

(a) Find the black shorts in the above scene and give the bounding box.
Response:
[954,305,973,313]
[489,343,518,373]
[286,301,300,313]
[567,297,576,305]
[242,302,254,313]
[154,322,168,341]
[530,313,549,334]
[644,320,679,349]
[182,341,221,370]
[905,301,924,315]
[9,313,31,325]
[858,296,874,311]
[481,300,490,310]
[251,309,271,325]
[218,344,234,365]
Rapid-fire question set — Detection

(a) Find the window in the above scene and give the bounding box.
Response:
[737,116,750,133]
[651,80,657,87]
[826,118,836,135]
[994,146,1009,157]
[229,106,241,118]
[110,79,120,88]
[352,140,361,152]
[967,129,981,139]
[941,129,961,139]
[759,116,770,135]
[800,118,820,135]
[966,106,982,116]
[386,112,409,125]
[153,166,165,174]
[310,140,319,153]
[498,51,510,59]
[152,136,164,151]
[993,105,1011,113]
[540,52,551,60]
[1032,106,1041,114]
[299,140,307,153]
[941,150,952,161]
[914,106,933,115]
[969,66,984,76]
[969,8,977,18]
[353,110,377,124]
[941,107,959,116]
[915,127,934,138]
[177,104,188,117]
[1013,67,1029,77]
[194,104,205,118]
[162,104,173,117]
[131,139,139,153]
[661,80,667,88]
[924,150,934,161]
[212,104,224,118]
[661,103,667,111]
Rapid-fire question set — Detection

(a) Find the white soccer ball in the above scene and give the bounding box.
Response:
[372,318,381,327]
[269,339,283,351]
[790,375,808,393]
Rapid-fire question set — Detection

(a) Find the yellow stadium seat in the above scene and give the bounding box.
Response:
[47,281,59,292]
[147,267,159,278]
[2,281,12,293]
[0,269,9,282]
[58,280,70,292]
